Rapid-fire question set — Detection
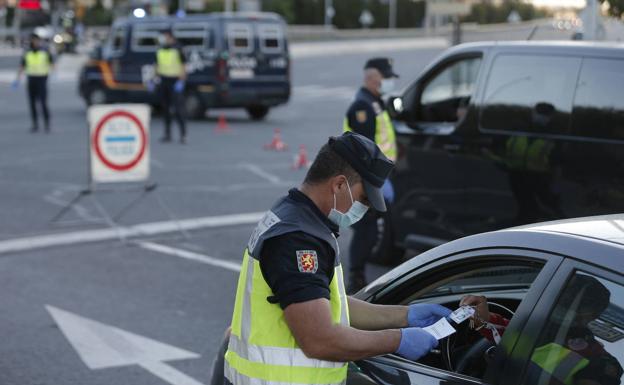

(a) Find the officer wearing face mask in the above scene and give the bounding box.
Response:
[343,57,398,293]
[224,132,451,385]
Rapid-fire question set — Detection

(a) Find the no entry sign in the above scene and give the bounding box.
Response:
[88,104,150,183]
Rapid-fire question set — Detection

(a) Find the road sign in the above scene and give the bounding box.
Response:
[46,305,205,385]
[88,104,150,184]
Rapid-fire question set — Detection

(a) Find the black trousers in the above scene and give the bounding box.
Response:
[160,77,186,138]
[348,210,378,275]
[27,76,50,129]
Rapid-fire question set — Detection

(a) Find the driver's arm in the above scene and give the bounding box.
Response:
[460,295,510,341]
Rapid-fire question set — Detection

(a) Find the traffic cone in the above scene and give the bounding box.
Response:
[215,113,230,133]
[264,128,288,151]
[292,145,310,170]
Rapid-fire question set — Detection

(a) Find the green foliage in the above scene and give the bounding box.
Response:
[601,0,624,18]
[462,1,548,24]
[83,0,113,26]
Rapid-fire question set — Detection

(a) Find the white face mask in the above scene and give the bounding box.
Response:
[380,78,395,94]
[328,181,369,228]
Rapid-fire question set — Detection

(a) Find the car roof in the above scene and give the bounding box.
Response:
[362,215,624,298]
[113,12,283,27]
[444,40,624,58]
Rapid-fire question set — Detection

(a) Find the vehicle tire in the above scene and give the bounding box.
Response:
[370,210,405,266]
[184,91,205,120]
[246,105,270,121]
[86,86,107,106]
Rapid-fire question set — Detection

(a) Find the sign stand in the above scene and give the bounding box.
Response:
[50,104,188,241]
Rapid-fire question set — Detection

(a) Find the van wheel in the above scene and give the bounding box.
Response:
[184,92,205,120]
[86,86,107,106]
[370,210,404,266]
[246,106,269,121]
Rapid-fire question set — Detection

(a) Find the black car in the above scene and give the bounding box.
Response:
[378,42,624,264]
[212,214,624,385]
[79,13,290,120]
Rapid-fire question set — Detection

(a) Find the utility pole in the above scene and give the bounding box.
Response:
[325,0,334,29]
[389,0,396,29]
[225,0,234,13]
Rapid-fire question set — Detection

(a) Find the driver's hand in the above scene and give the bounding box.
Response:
[459,295,490,327]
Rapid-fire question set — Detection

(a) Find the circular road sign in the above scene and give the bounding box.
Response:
[92,110,147,172]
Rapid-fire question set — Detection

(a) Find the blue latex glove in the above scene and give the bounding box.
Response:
[408,303,452,328]
[146,80,155,93]
[396,327,438,361]
[10,78,20,90]
[382,179,395,203]
[174,79,185,93]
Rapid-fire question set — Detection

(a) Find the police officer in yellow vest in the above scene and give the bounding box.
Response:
[155,30,187,144]
[15,33,54,133]
[343,58,398,293]
[225,132,452,385]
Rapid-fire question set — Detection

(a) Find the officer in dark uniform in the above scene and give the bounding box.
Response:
[224,132,452,385]
[15,33,54,133]
[155,29,187,144]
[343,57,398,293]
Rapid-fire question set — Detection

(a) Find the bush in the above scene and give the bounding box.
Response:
[83,0,113,26]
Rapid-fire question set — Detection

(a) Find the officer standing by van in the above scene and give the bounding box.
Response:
[155,29,187,144]
[14,33,54,133]
[224,132,451,385]
[343,57,398,293]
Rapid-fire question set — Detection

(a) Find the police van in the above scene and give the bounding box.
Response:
[78,13,290,120]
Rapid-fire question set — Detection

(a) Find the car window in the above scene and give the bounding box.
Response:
[173,23,210,50]
[395,258,544,380]
[257,24,283,53]
[109,26,126,55]
[227,23,253,53]
[571,58,624,142]
[480,54,581,136]
[132,23,167,52]
[522,271,624,385]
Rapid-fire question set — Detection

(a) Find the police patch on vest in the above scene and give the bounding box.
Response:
[356,110,367,123]
[297,250,318,273]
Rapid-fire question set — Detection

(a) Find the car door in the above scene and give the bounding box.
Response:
[349,248,563,385]
[391,53,484,248]
[510,259,624,385]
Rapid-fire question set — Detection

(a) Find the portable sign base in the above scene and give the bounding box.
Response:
[50,104,188,241]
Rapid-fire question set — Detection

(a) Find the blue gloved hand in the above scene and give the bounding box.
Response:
[10,78,20,90]
[146,80,155,93]
[174,79,185,93]
[408,303,452,328]
[396,327,438,361]
[382,179,395,203]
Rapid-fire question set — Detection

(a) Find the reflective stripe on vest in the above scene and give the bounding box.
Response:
[225,249,349,385]
[157,48,183,77]
[343,110,397,162]
[529,343,590,385]
[25,51,50,76]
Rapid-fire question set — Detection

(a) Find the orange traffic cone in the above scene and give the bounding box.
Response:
[215,113,230,133]
[264,128,288,151]
[292,145,310,170]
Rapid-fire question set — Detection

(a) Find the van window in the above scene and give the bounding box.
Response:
[227,23,253,53]
[132,23,168,52]
[110,26,126,55]
[480,54,581,136]
[258,24,282,53]
[571,58,624,141]
[418,56,481,123]
[173,23,209,49]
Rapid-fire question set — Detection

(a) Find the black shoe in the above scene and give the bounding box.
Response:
[347,273,367,295]
[160,136,172,143]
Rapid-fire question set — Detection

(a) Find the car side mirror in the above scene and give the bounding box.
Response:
[387,95,406,120]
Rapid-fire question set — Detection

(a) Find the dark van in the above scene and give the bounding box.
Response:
[78,12,290,120]
[378,41,624,263]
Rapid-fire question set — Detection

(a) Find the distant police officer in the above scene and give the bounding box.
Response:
[155,30,187,144]
[343,57,398,293]
[15,33,54,133]
[224,132,450,385]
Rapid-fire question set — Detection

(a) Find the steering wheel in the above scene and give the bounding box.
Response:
[440,301,515,376]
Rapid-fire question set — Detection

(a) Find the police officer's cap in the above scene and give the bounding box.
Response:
[364,57,399,78]
[328,132,394,212]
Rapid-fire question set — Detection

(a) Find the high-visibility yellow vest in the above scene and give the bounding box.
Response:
[529,342,590,385]
[343,110,397,162]
[225,204,350,385]
[156,48,183,77]
[25,50,51,76]
[505,136,553,173]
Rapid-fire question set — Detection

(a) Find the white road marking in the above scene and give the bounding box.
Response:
[239,163,282,184]
[0,211,264,255]
[138,241,241,272]
[43,188,100,223]
[293,85,355,101]
[46,306,205,385]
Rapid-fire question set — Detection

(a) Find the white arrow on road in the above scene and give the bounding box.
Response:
[46,305,205,385]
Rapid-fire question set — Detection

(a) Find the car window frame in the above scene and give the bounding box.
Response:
[131,22,169,53]
[108,25,127,58]
[257,23,283,54]
[172,22,211,51]
[227,22,254,54]
[358,248,564,385]
[514,258,624,385]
